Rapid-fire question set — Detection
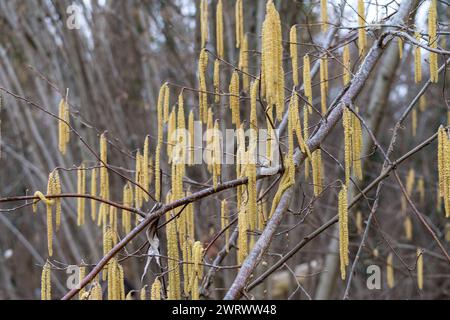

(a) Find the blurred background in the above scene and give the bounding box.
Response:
[0,0,449,300]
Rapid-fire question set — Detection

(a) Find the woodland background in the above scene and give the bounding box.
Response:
[0,0,449,300]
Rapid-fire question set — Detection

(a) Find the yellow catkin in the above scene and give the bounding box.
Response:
[213,59,221,103]
[151,278,161,300]
[177,92,187,169]
[166,213,181,300]
[387,252,394,288]
[52,171,61,231]
[58,99,70,154]
[356,211,363,235]
[41,261,51,300]
[239,35,249,91]
[188,110,195,165]
[398,37,403,59]
[417,248,423,290]
[110,206,118,245]
[135,151,143,209]
[78,265,86,300]
[143,136,150,201]
[419,95,426,112]
[235,0,244,48]
[229,70,240,127]
[321,0,328,33]
[404,216,413,241]
[312,149,323,196]
[247,152,257,233]
[291,93,310,157]
[287,97,296,183]
[343,44,351,86]
[303,54,313,114]
[237,207,248,265]
[269,162,295,217]
[155,144,161,201]
[46,173,54,257]
[414,32,422,83]
[122,183,132,234]
[320,57,328,115]
[343,107,352,186]
[198,49,208,123]
[221,199,229,252]
[167,108,176,162]
[90,282,102,300]
[417,177,425,205]
[139,285,147,300]
[437,126,450,218]
[428,0,438,83]
[261,0,284,121]
[357,0,366,56]
[191,241,203,300]
[200,0,208,48]
[290,25,299,87]
[99,133,109,200]
[90,168,97,221]
[412,109,417,137]
[216,0,224,58]
[338,184,349,280]
[406,168,416,196]
[352,108,363,181]
[77,164,86,226]
[212,121,221,189]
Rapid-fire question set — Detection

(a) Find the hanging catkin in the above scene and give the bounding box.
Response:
[338,184,349,280]
[216,0,224,58]
[321,0,328,33]
[213,59,221,103]
[417,177,425,204]
[151,278,161,300]
[90,168,97,221]
[357,0,366,56]
[90,282,102,300]
[166,212,181,300]
[191,241,203,300]
[237,207,248,265]
[200,0,208,48]
[414,32,422,83]
[177,92,186,171]
[404,216,413,241]
[312,149,323,196]
[303,54,313,114]
[188,110,195,165]
[269,161,295,218]
[235,0,244,48]
[122,183,132,234]
[46,173,55,257]
[221,199,229,251]
[41,261,51,300]
[212,120,221,189]
[261,0,284,121]
[290,25,299,87]
[290,92,310,157]
[77,164,86,226]
[437,126,450,218]
[53,170,62,231]
[198,49,209,123]
[143,136,150,201]
[352,108,363,181]
[99,133,109,200]
[387,252,394,288]
[229,70,240,127]
[58,99,70,154]
[288,96,296,184]
[398,37,403,59]
[417,248,423,289]
[428,0,438,83]
[167,108,176,162]
[412,109,417,137]
[343,107,352,186]
[320,57,328,115]
[343,44,351,86]
[239,35,249,91]
[356,211,363,235]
